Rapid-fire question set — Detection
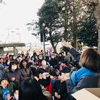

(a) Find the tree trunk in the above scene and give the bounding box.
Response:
[98,30,100,52]
[86,0,100,52]
[49,32,57,52]
[50,40,57,52]
[72,0,77,49]
[94,1,100,52]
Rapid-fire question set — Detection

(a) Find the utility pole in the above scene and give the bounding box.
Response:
[43,33,45,59]
[42,23,46,59]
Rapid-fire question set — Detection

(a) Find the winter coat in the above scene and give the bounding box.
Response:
[66,73,100,94]
[66,48,100,100]
[20,67,33,82]
[3,69,21,84]
[53,80,69,100]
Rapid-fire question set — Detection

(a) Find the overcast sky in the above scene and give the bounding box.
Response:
[0,0,44,43]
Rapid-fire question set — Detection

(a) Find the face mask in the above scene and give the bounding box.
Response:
[7,62,10,65]
[56,72,60,75]
[14,90,19,100]
[42,61,46,66]
[14,94,18,100]
[50,76,53,79]
[13,56,16,60]
[19,57,22,61]
[32,57,34,60]
[39,57,42,60]
[11,66,17,71]
[52,56,54,58]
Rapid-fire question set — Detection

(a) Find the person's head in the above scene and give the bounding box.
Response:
[50,70,58,79]
[79,48,100,72]
[19,78,47,100]
[0,58,3,64]
[9,60,19,72]
[66,51,71,57]
[51,54,55,59]
[58,73,65,82]
[39,54,43,60]
[0,78,9,88]
[54,52,57,57]
[20,59,28,68]
[31,56,34,60]
[61,61,68,67]
[28,62,33,67]
[45,53,48,56]
[54,65,60,75]
[42,60,46,66]
[13,55,17,60]
[54,65,59,70]
[61,52,64,56]
[9,54,13,60]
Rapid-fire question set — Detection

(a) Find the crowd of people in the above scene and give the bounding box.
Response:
[0,40,100,100]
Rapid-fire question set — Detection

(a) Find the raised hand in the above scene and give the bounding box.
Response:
[62,40,72,49]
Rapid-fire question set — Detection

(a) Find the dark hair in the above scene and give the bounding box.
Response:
[79,48,100,72]
[50,70,58,76]
[0,77,9,84]
[9,60,19,71]
[54,65,60,70]
[61,60,68,66]
[19,78,48,100]
[28,62,33,67]
[19,59,28,69]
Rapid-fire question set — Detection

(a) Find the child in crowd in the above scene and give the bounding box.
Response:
[0,78,11,100]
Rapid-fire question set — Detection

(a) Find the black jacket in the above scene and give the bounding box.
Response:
[49,58,59,68]
[38,76,50,87]
[53,80,69,100]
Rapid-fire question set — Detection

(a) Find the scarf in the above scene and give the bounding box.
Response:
[70,67,95,86]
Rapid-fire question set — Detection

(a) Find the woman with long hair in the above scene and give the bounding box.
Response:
[19,78,51,100]
[19,59,33,82]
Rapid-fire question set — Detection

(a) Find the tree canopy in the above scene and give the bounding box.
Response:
[27,0,98,52]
